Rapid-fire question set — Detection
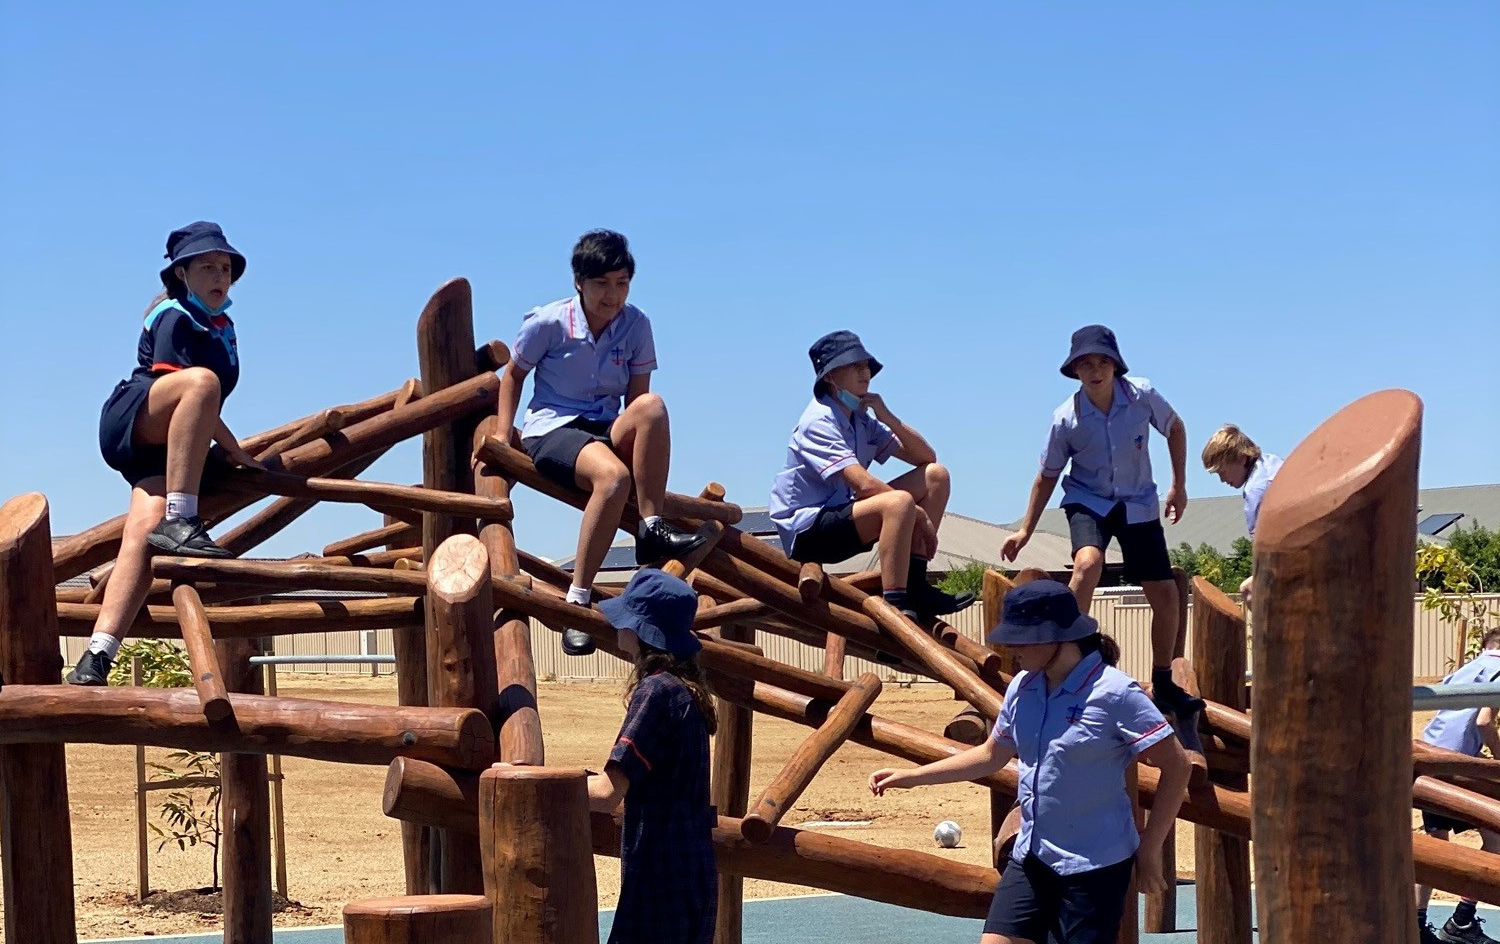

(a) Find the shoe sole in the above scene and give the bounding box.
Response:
[65,674,107,686]
[635,534,710,569]
[145,536,235,559]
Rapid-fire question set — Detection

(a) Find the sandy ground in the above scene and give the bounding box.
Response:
[0,678,1476,938]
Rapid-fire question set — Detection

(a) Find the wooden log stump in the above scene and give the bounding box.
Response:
[173,584,232,723]
[742,673,883,841]
[1252,389,1423,944]
[343,894,491,944]
[0,493,78,944]
[480,767,599,944]
[943,706,989,746]
[217,635,272,944]
[714,622,756,944]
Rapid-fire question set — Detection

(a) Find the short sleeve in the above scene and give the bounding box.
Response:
[1113,682,1172,756]
[1244,485,1266,536]
[1040,413,1071,476]
[149,308,197,373]
[512,310,560,372]
[869,417,899,465]
[794,414,859,480]
[607,676,672,784]
[991,679,1021,748]
[1135,379,1178,437]
[627,314,657,376]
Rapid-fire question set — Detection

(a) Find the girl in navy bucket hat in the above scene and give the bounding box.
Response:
[585,570,717,944]
[869,581,1191,944]
[767,329,973,624]
[69,223,263,687]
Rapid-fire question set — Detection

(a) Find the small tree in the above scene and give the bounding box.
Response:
[936,561,986,598]
[1169,540,1253,595]
[1416,541,1500,664]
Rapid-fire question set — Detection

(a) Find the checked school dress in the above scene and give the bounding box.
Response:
[606,672,716,944]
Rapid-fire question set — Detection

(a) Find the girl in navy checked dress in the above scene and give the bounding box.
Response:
[588,569,718,944]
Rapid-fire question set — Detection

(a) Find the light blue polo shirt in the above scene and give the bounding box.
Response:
[991,651,1172,875]
[1241,454,1283,537]
[511,296,657,440]
[1422,650,1500,757]
[767,396,899,554]
[1040,376,1179,524]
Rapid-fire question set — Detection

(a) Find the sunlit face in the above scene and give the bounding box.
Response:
[1070,353,1118,389]
[176,251,235,309]
[825,360,873,398]
[1011,643,1062,674]
[1212,459,1253,489]
[576,268,632,321]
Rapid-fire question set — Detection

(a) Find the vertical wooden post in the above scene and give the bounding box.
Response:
[265,663,290,898]
[135,656,151,902]
[713,622,756,944]
[980,568,1018,860]
[1192,576,1253,944]
[0,493,78,944]
[1117,763,1140,944]
[343,894,492,944]
[386,507,432,894]
[216,635,272,944]
[480,767,599,944]
[1252,390,1422,944]
[1143,567,1191,933]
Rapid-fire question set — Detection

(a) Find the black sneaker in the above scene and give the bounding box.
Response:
[66,650,114,686]
[1152,676,1206,717]
[912,585,977,619]
[1423,925,1445,944]
[1439,917,1500,944]
[146,516,233,558]
[1173,710,1206,755]
[634,518,708,567]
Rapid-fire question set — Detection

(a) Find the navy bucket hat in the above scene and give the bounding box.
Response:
[809,330,884,391]
[599,570,702,658]
[986,580,1099,646]
[1060,324,1128,379]
[160,221,246,289]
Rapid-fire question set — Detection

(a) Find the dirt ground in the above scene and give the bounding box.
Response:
[0,678,1476,938]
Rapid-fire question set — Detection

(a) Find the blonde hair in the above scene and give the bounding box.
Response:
[1201,424,1261,472]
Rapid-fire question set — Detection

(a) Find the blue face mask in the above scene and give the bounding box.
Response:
[188,292,231,318]
[834,389,865,412]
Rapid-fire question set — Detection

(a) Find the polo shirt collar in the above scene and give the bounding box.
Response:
[565,296,591,341]
[1058,651,1107,695]
[1077,379,1132,419]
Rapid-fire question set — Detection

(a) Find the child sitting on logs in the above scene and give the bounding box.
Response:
[586,569,717,944]
[768,330,973,623]
[69,223,262,686]
[1200,424,1282,607]
[495,230,707,657]
[1000,325,1200,724]
[869,580,1191,944]
[1414,629,1500,944]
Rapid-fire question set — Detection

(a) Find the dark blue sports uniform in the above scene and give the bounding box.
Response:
[98,296,240,486]
[606,672,716,944]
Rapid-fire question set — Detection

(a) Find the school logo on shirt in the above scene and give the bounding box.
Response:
[610,345,626,367]
[1134,433,1145,451]
[1066,705,1085,725]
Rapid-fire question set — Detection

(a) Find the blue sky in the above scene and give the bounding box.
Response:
[2,2,1496,561]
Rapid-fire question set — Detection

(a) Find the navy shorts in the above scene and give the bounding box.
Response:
[985,853,1135,943]
[789,502,873,565]
[99,378,166,486]
[1064,502,1174,584]
[522,417,615,490]
[1423,810,1476,836]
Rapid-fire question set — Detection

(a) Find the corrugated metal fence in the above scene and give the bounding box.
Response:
[65,594,1500,685]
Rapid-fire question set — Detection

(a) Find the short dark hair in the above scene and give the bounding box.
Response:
[1482,629,1500,651]
[572,229,635,282]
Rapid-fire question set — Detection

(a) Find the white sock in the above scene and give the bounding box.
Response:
[565,584,591,605]
[639,515,663,534]
[165,492,198,521]
[88,633,122,659]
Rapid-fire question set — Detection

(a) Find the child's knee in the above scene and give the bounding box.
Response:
[178,366,222,399]
[629,392,668,424]
[924,462,951,492]
[591,463,632,503]
[1072,548,1104,580]
[884,489,917,523]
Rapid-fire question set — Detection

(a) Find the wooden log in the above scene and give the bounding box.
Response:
[475,338,512,374]
[862,596,1002,718]
[473,416,522,580]
[394,378,423,409]
[743,673,884,841]
[475,435,744,525]
[713,621,756,944]
[980,569,1019,676]
[495,611,544,766]
[1413,776,1500,834]
[426,534,496,894]
[1414,755,1500,780]
[218,469,513,522]
[324,521,423,558]
[343,894,492,944]
[157,556,428,595]
[933,618,1012,694]
[943,707,989,746]
[1251,390,1423,944]
[692,597,772,630]
[240,381,417,457]
[253,407,347,462]
[479,767,599,944]
[798,562,826,602]
[53,371,501,581]
[217,636,272,944]
[0,685,495,768]
[823,632,847,681]
[0,494,78,944]
[1191,576,1252,944]
[1119,764,1141,944]
[172,584,232,723]
[56,596,424,639]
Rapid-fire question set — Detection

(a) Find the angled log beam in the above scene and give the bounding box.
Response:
[862,596,1001,719]
[323,521,423,559]
[253,407,347,463]
[217,469,512,522]
[172,584,232,724]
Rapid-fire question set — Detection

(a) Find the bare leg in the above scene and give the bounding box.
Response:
[1069,546,1105,611]
[609,393,669,520]
[1141,578,1181,669]
[570,442,632,588]
[89,479,167,645]
[132,368,223,495]
[887,462,951,558]
[981,933,1036,944]
[849,491,917,590]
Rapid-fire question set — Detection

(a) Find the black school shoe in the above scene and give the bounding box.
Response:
[1423,924,1446,944]
[634,518,707,568]
[1439,917,1500,944]
[911,584,976,620]
[66,650,114,686]
[146,516,233,558]
[1152,675,1206,717]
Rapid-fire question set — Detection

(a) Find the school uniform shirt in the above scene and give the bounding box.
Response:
[131,296,241,395]
[511,296,657,440]
[606,672,716,944]
[767,396,900,554]
[1040,377,1178,525]
[1422,650,1500,758]
[991,651,1173,875]
[1241,454,1283,537]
